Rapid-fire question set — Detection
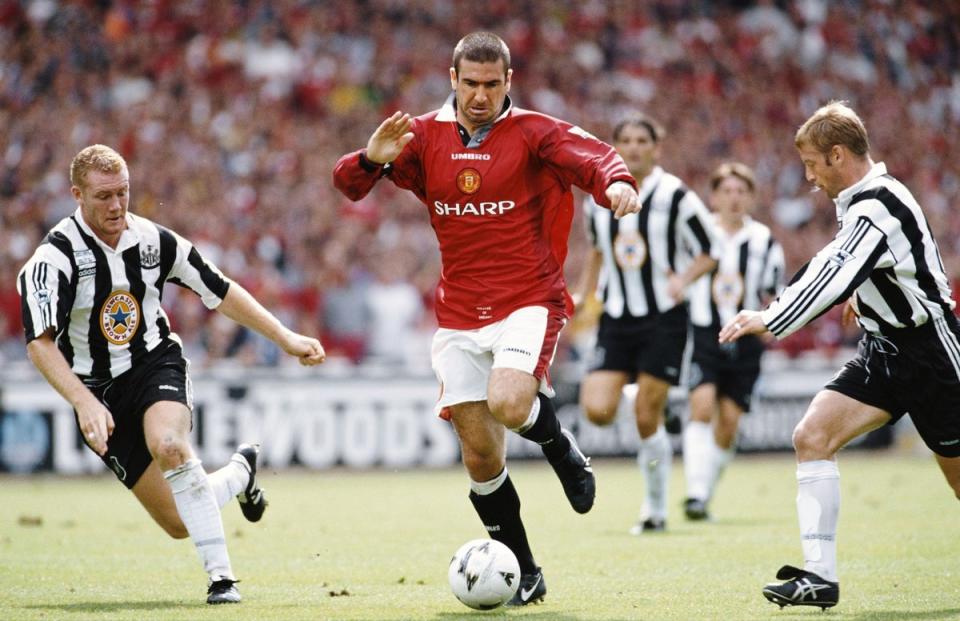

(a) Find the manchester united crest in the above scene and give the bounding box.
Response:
[100,290,140,345]
[457,168,481,194]
[613,230,647,269]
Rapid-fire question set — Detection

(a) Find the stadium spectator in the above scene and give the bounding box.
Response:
[573,113,718,535]
[682,161,785,521]
[1,1,958,368]
[16,144,326,604]
[721,102,960,610]
[333,31,638,606]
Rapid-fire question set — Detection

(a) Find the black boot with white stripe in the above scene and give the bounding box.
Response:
[762,565,838,610]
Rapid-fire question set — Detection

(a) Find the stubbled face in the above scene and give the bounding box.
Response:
[614,123,659,179]
[73,168,130,247]
[797,142,844,199]
[450,59,511,133]
[711,175,753,222]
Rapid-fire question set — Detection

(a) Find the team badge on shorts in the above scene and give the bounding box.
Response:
[614,230,647,269]
[457,168,481,194]
[100,290,140,345]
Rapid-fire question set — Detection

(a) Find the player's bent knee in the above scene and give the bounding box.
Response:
[151,435,191,469]
[487,396,530,429]
[583,404,616,426]
[792,421,837,460]
[461,452,505,482]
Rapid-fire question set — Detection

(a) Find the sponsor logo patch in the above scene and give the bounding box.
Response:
[457,168,481,194]
[74,249,97,278]
[827,248,854,267]
[100,290,140,345]
[33,288,52,307]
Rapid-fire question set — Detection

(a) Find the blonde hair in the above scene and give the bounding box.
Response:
[70,144,127,188]
[710,161,756,192]
[795,101,870,157]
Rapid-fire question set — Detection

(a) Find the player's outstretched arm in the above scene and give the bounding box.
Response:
[26,333,115,455]
[605,181,640,219]
[719,310,769,344]
[215,282,326,366]
[366,111,415,165]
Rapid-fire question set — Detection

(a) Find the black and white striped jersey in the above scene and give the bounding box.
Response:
[17,208,230,380]
[584,166,717,318]
[761,162,956,338]
[689,216,785,328]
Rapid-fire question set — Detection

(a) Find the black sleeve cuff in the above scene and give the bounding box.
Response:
[359,151,384,173]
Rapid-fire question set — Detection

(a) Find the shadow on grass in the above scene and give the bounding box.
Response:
[24,600,195,613]
[848,609,960,620]
[433,613,586,621]
[773,608,960,620]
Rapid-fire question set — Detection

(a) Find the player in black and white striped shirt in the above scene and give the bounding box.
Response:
[721,102,960,610]
[683,162,785,522]
[574,114,718,534]
[18,145,326,604]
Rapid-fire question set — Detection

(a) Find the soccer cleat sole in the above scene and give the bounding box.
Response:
[762,586,837,610]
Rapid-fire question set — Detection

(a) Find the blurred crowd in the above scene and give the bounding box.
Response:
[1,0,958,370]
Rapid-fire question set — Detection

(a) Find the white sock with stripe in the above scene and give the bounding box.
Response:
[638,426,672,521]
[165,459,235,581]
[796,460,840,582]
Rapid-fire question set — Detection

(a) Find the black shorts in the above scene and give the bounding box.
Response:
[589,305,688,385]
[77,341,193,488]
[688,325,764,412]
[825,316,960,457]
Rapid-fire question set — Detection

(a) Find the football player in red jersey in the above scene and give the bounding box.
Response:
[334,31,639,605]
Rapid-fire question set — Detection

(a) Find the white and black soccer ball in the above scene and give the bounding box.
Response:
[447,539,520,610]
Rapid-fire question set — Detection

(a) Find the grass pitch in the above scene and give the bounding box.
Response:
[2,452,960,621]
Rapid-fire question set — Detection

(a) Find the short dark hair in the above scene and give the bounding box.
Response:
[452,32,510,76]
[612,114,665,144]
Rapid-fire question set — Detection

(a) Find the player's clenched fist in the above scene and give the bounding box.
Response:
[606,181,640,219]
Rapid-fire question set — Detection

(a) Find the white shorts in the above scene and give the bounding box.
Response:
[431,305,565,418]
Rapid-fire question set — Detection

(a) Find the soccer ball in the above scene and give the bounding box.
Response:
[447,539,520,610]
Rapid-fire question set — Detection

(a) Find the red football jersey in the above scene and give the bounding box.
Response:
[333,98,635,329]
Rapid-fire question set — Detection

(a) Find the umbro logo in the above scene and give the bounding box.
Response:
[503,347,532,357]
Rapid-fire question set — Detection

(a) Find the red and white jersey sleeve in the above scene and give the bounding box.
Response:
[334,101,635,329]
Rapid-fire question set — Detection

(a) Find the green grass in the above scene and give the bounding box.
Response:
[2,453,960,620]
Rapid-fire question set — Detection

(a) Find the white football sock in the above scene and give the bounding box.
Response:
[470,467,509,496]
[638,426,672,521]
[683,421,713,501]
[165,459,235,582]
[208,456,250,508]
[796,460,840,582]
[708,441,735,500]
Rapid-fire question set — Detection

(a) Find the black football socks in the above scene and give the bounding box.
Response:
[469,471,537,575]
[516,393,570,462]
